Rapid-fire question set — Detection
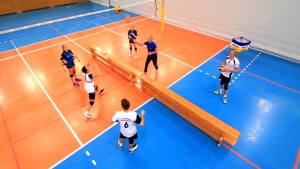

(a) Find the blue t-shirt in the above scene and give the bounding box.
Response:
[144,41,157,57]
[61,50,75,68]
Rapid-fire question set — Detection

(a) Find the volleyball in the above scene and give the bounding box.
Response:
[218,65,226,71]
[125,14,130,22]
[115,6,122,14]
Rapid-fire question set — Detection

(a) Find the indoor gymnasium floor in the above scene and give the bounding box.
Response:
[0,2,299,169]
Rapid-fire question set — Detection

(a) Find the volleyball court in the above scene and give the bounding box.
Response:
[1,0,299,169]
[0,0,233,168]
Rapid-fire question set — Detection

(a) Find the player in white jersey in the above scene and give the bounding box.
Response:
[82,65,104,119]
[214,50,240,104]
[112,98,145,153]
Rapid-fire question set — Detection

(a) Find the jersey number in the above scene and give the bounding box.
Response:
[124,122,129,128]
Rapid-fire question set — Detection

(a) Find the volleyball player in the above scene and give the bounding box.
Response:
[60,44,81,86]
[128,25,138,58]
[82,65,104,119]
[214,49,240,104]
[112,98,145,153]
[134,36,158,73]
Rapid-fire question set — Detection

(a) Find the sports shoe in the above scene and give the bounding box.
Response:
[73,83,80,87]
[75,78,82,81]
[84,114,92,119]
[129,144,138,153]
[129,53,132,57]
[118,140,123,150]
[214,90,222,94]
[135,54,138,59]
[98,88,104,94]
[222,97,227,104]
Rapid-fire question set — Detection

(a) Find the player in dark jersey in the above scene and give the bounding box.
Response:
[135,36,158,73]
[128,25,138,58]
[60,45,81,86]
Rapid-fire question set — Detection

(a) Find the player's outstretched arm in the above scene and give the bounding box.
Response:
[133,39,143,46]
[139,110,145,126]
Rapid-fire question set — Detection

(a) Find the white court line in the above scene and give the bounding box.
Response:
[49,16,230,168]
[0,16,150,63]
[99,25,196,69]
[10,40,84,147]
[50,42,230,169]
[92,160,97,165]
[167,45,230,89]
[50,96,155,169]
[159,51,195,69]
[0,55,19,62]
[0,0,153,35]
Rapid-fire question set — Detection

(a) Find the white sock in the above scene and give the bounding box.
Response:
[219,89,223,93]
[84,111,89,116]
[224,95,227,98]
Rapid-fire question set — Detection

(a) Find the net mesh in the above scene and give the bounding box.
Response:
[0,0,155,53]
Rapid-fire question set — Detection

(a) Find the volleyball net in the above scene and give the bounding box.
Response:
[0,0,155,53]
[90,46,241,146]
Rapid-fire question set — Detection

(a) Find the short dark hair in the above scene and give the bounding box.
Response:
[121,98,130,110]
[82,66,88,73]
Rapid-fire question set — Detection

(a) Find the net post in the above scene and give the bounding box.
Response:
[161,0,165,33]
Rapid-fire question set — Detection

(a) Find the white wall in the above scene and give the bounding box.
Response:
[164,0,300,61]
[90,0,300,61]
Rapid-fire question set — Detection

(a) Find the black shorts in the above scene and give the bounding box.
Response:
[219,74,230,85]
[66,64,75,69]
[129,39,135,44]
[89,92,95,100]
[120,132,138,144]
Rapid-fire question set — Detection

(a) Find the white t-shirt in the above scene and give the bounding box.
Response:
[84,73,95,93]
[221,57,240,78]
[112,111,141,138]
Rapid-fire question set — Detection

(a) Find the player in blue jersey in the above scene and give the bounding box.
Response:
[128,25,138,58]
[60,45,82,86]
[135,36,158,73]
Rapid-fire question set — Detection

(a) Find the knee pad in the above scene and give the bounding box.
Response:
[224,83,229,90]
[70,74,74,78]
[94,85,98,90]
[130,47,132,50]
[73,71,76,74]
[134,48,137,51]
[89,101,94,106]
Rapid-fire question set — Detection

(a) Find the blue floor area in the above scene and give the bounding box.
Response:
[0,2,138,52]
[170,48,300,169]
[2,3,299,169]
[54,47,300,169]
[0,2,109,31]
[54,99,254,169]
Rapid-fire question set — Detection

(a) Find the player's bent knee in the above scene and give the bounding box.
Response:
[224,84,229,90]
[90,101,94,106]
[94,85,98,90]
[130,47,132,50]
[134,48,137,51]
